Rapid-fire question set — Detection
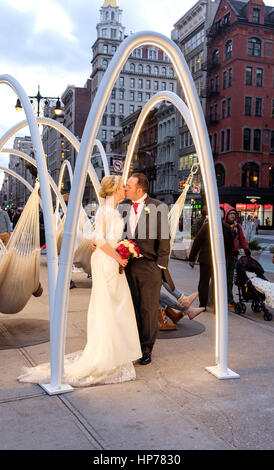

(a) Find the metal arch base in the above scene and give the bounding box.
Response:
[39,383,74,395]
[205,366,240,380]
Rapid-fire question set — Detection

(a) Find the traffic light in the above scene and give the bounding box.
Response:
[178,180,185,191]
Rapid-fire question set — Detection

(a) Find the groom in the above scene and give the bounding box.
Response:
[122,173,172,365]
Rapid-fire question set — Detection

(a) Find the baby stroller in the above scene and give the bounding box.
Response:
[234,256,272,321]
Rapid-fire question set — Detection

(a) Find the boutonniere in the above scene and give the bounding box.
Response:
[145,205,150,215]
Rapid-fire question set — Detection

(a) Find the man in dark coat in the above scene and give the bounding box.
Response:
[189,211,234,309]
[122,173,171,365]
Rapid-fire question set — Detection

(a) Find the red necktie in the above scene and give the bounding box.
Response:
[133,202,139,214]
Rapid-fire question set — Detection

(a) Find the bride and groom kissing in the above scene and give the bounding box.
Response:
[18,173,199,387]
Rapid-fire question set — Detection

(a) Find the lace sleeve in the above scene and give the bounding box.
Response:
[93,207,107,248]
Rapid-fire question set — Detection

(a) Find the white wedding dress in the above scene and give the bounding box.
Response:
[18,204,142,387]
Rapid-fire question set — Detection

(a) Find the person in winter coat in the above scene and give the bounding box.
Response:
[224,205,251,306]
[189,211,234,309]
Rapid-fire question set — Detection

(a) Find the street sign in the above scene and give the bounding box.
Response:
[113,160,123,172]
[192,183,201,193]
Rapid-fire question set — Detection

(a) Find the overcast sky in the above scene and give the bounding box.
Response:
[0,0,200,178]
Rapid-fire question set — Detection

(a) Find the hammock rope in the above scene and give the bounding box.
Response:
[0,180,41,314]
[168,163,199,256]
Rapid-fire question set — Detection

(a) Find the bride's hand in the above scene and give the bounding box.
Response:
[118,257,128,268]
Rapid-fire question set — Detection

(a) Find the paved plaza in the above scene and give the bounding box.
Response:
[0,238,274,450]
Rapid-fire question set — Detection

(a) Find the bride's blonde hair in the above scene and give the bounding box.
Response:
[99,175,122,199]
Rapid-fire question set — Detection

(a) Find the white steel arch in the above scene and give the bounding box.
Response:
[49,31,238,395]
[0,117,101,202]
[0,166,35,196]
[1,149,67,215]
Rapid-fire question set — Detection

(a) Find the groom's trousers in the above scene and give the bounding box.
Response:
[126,258,162,354]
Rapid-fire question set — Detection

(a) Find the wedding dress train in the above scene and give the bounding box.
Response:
[18,205,142,387]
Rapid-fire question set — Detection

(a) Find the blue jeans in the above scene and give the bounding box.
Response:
[160,282,186,312]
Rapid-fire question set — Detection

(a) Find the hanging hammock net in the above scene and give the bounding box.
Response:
[0,180,41,314]
[168,163,199,256]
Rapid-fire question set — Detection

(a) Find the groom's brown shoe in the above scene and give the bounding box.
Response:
[139,353,151,365]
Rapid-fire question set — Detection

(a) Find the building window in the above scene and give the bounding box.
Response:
[102,59,108,69]
[228,68,232,87]
[271,131,274,152]
[110,103,115,113]
[213,133,217,154]
[253,8,260,24]
[130,63,135,73]
[245,97,252,116]
[242,162,259,188]
[223,71,227,89]
[272,99,274,118]
[119,76,124,87]
[130,91,134,101]
[146,80,151,89]
[227,97,231,117]
[246,66,253,85]
[215,75,219,92]
[224,13,230,25]
[221,131,225,152]
[102,115,107,126]
[169,68,174,77]
[212,49,219,65]
[112,45,117,54]
[256,68,263,87]
[119,104,124,114]
[129,105,134,114]
[119,90,124,100]
[110,116,115,126]
[162,67,166,76]
[215,164,225,186]
[253,129,261,151]
[214,104,218,121]
[146,65,151,74]
[102,129,107,140]
[138,64,143,73]
[255,98,262,117]
[138,78,143,89]
[110,130,115,140]
[154,81,159,91]
[111,29,116,39]
[154,66,159,76]
[169,83,174,92]
[226,129,231,151]
[248,38,261,57]
[161,82,166,90]
[103,44,108,54]
[210,78,214,92]
[130,78,135,88]
[243,128,251,150]
[146,92,150,101]
[111,89,116,99]
[102,28,107,38]
[137,92,142,102]
[222,100,226,119]
[225,40,232,59]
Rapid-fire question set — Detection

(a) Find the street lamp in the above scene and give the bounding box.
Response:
[15,85,63,117]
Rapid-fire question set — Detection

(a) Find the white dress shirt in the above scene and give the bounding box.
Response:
[129,193,148,236]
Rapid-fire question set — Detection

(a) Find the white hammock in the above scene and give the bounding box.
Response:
[0,180,41,314]
[168,164,199,256]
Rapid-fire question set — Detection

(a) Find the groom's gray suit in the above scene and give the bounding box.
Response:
[120,196,173,355]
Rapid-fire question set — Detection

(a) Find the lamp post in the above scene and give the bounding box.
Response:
[15,85,62,117]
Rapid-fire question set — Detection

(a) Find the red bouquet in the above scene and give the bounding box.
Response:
[115,239,140,274]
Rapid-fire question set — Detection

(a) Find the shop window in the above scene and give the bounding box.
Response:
[215,164,225,186]
[241,162,259,188]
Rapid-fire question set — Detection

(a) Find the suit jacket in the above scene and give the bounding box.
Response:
[119,196,174,290]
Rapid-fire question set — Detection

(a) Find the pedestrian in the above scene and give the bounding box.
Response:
[191,205,207,237]
[189,208,234,309]
[12,208,23,229]
[253,216,259,234]
[224,205,251,306]
[0,206,12,245]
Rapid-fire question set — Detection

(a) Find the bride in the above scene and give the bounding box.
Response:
[18,175,142,387]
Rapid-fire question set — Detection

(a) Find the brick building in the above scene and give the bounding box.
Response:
[206,0,274,228]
